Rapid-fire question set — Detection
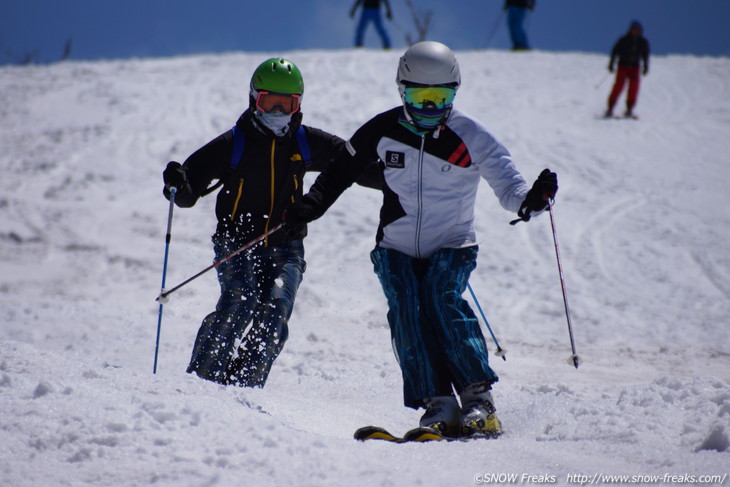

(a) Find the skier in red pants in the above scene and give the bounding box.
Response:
[605,21,650,119]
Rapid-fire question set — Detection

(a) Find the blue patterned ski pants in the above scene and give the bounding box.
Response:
[187,237,305,387]
[371,245,498,409]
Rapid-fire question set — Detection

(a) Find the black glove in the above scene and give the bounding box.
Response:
[163,161,186,191]
[514,169,558,223]
[282,197,319,238]
[608,64,614,73]
[285,198,318,227]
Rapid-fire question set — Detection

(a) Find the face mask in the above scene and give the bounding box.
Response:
[255,110,292,136]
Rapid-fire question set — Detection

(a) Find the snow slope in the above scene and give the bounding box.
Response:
[1,48,729,486]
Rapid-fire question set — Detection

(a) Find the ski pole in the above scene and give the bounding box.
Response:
[484,10,505,48]
[156,224,284,303]
[154,187,177,374]
[467,282,506,360]
[547,200,582,369]
[594,72,611,89]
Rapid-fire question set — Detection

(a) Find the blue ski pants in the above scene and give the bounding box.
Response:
[187,237,305,387]
[371,245,498,409]
[355,8,391,48]
[507,6,530,50]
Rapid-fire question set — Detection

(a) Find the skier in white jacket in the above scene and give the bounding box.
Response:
[286,41,558,437]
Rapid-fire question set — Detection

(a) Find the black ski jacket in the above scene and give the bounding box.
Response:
[504,0,535,10]
[165,109,376,247]
[610,33,650,70]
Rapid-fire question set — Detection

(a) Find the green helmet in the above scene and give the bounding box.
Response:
[250,58,304,95]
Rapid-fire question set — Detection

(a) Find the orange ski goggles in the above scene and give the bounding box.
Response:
[255,91,301,115]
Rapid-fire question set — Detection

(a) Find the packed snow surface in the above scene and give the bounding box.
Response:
[1,48,729,486]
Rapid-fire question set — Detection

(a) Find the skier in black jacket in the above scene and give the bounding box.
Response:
[162,58,376,387]
[605,21,650,118]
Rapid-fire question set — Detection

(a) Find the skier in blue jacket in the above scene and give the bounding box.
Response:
[286,41,557,437]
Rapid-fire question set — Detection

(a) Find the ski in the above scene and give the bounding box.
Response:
[402,426,449,442]
[598,113,639,120]
[354,425,501,443]
[354,425,404,442]
[354,425,447,443]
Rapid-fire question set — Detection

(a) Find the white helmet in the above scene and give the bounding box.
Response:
[396,41,460,130]
[396,41,461,89]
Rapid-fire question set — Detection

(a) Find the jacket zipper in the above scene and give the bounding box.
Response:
[230,178,244,221]
[415,135,426,258]
[264,139,276,246]
[291,175,299,203]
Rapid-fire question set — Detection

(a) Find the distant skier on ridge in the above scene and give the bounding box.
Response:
[504,0,535,51]
[350,0,393,49]
[605,20,650,119]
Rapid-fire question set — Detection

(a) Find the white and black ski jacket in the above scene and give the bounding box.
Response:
[301,107,530,259]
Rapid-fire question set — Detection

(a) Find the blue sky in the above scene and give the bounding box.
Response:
[1,0,729,66]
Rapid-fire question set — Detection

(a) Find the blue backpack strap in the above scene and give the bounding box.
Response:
[295,126,311,166]
[231,124,308,167]
[200,125,246,197]
[230,125,246,170]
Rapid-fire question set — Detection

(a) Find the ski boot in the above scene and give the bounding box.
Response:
[460,384,502,438]
[419,396,460,437]
[604,103,615,119]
